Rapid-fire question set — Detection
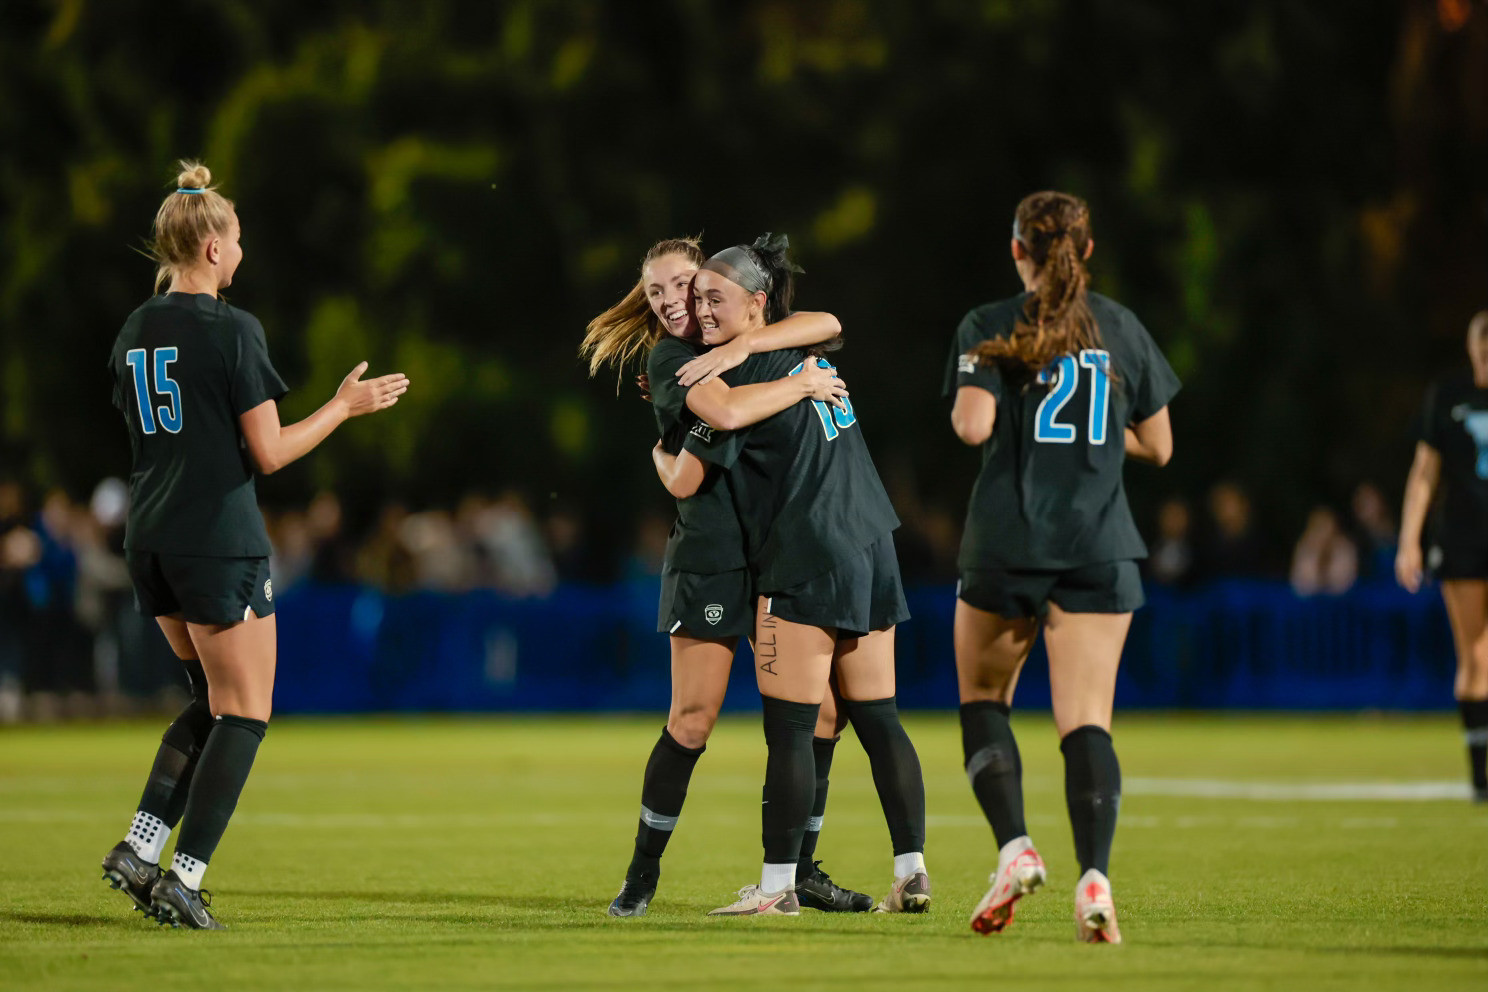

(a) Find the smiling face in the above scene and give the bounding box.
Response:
[642,252,700,339]
[692,268,766,346]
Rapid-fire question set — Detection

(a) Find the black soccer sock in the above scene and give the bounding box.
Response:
[1061,725,1121,876]
[173,714,267,865]
[627,728,705,881]
[137,697,215,827]
[1459,699,1488,792]
[760,696,821,867]
[960,701,1027,849]
[796,736,837,878]
[844,696,927,856]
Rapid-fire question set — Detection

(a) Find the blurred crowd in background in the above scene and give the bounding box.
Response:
[0,471,1406,723]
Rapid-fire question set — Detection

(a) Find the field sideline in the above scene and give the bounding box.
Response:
[1,713,1485,991]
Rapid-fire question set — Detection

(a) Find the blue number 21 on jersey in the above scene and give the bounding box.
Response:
[124,347,183,434]
[1035,350,1110,445]
[788,358,857,440]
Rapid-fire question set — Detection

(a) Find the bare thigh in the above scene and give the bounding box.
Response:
[1043,604,1131,737]
[667,635,735,749]
[817,675,848,738]
[185,610,277,722]
[753,598,834,704]
[833,626,898,702]
[1441,580,1488,699]
[954,599,1038,705]
[155,614,199,660]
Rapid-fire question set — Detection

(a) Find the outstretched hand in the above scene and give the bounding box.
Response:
[336,361,410,418]
[677,337,751,387]
[798,359,849,411]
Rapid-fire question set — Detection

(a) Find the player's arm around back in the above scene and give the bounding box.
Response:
[652,441,708,499]
[240,361,410,474]
[951,385,996,446]
[684,359,846,432]
[1124,406,1173,466]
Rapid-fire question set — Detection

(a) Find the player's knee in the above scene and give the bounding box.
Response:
[667,708,717,750]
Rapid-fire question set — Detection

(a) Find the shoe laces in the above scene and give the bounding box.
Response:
[806,860,833,884]
[197,888,212,908]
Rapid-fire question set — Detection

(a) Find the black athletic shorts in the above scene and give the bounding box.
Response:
[958,560,1144,619]
[763,534,910,639]
[127,552,276,626]
[1427,539,1488,582]
[658,565,754,640]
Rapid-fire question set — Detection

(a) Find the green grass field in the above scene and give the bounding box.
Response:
[2,713,1485,991]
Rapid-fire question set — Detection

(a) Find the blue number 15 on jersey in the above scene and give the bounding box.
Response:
[788,358,857,441]
[1035,350,1110,445]
[125,347,183,434]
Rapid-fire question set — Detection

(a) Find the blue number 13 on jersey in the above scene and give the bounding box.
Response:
[788,358,857,441]
[1035,350,1110,445]
[124,347,183,435]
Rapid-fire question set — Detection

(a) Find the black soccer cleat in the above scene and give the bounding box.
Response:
[149,869,225,930]
[101,841,161,918]
[607,872,658,917]
[795,861,873,913]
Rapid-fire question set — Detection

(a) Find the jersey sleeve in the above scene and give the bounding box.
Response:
[647,337,694,428]
[945,308,1005,401]
[230,312,289,416]
[1126,317,1181,423]
[682,418,749,469]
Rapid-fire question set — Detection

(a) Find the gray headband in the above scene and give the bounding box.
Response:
[701,246,772,295]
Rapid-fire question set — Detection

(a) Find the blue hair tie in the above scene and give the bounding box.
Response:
[175,188,205,194]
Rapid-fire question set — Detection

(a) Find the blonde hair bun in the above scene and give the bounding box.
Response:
[175,161,212,191]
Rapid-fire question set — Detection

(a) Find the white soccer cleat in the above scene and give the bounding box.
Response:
[872,871,931,913]
[706,884,800,917]
[970,835,1046,934]
[1074,868,1122,944]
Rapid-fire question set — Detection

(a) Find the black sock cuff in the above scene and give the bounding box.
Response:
[961,700,1011,718]
[181,659,209,701]
[844,696,899,719]
[1460,700,1488,729]
[1060,725,1113,753]
[216,714,269,740]
[761,695,821,734]
[660,727,706,759]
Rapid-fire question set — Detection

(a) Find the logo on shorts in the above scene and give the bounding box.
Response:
[704,603,724,625]
[264,579,273,602]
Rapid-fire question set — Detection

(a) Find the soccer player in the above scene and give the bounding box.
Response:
[100,162,409,928]
[946,192,1179,943]
[1396,309,1488,803]
[581,239,872,916]
[658,235,929,917]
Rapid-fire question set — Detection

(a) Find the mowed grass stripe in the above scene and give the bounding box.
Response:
[1,713,1484,991]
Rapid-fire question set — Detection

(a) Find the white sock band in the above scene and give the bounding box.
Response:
[761,862,796,895]
[893,851,926,879]
[171,850,208,891]
[125,811,169,865]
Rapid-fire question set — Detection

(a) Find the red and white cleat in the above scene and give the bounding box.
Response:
[1074,869,1122,944]
[970,835,1046,934]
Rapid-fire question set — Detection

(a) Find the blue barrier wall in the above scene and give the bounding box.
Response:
[270,579,1457,714]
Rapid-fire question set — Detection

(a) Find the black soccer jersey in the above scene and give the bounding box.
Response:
[945,292,1180,571]
[683,347,900,591]
[1418,369,1488,543]
[647,335,748,574]
[108,293,287,557]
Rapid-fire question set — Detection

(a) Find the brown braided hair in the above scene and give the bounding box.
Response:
[580,237,705,382]
[972,191,1103,374]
